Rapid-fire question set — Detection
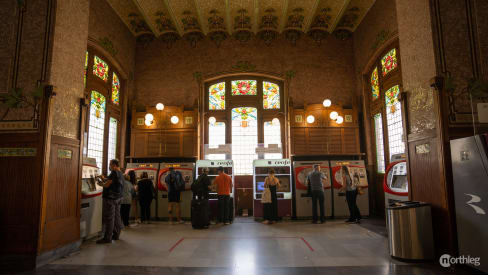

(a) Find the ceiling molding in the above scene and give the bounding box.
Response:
[303,0,321,33]
[193,0,208,34]
[225,0,232,34]
[278,0,290,33]
[164,0,184,35]
[132,0,158,36]
[329,0,351,32]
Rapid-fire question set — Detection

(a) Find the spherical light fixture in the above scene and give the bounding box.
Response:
[323,99,332,108]
[145,113,154,121]
[208,116,216,125]
[156,103,164,111]
[170,116,179,124]
[306,115,315,124]
[272,118,280,125]
[145,119,153,126]
[336,115,344,124]
[329,111,338,120]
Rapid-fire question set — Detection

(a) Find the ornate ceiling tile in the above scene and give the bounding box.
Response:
[335,0,375,32]
[166,0,204,35]
[135,0,180,37]
[106,0,152,36]
[195,0,227,35]
[308,0,350,33]
[228,0,255,33]
[284,0,317,33]
[258,8,280,46]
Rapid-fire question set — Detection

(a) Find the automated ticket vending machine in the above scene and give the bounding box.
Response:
[383,154,408,206]
[157,162,195,220]
[253,159,292,219]
[330,160,369,217]
[195,160,234,222]
[125,163,159,219]
[80,158,103,239]
[293,161,332,219]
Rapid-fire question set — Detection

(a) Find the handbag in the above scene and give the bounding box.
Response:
[261,187,272,203]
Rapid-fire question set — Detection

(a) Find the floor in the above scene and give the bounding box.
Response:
[28,218,476,274]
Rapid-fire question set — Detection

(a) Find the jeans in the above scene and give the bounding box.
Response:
[218,195,230,223]
[311,190,325,222]
[346,190,361,221]
[102,197,122,241]
[139,199,152,222]
[120,204,131,226]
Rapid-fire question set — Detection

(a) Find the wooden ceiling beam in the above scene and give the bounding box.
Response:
[225,0,232,34]
[253,0,259,34]
[303,0,321,33]
[193,0,208,35]
[329,0,351,32]
[278,0,290,33]
[132,0,159,36]
[164,0,184,36]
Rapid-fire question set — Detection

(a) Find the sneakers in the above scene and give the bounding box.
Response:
[96,238,112,244]
[262,220,270,224]
[178,220,185,224]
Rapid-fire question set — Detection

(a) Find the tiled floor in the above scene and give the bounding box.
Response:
[28,218,476,274]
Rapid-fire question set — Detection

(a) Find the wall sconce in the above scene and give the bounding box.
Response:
[323,99,332,108]
[209,116,216,125]
[171,116,179,124]
[329,111,338,120]
[145,113,154,126]
[336,115,344,124]
[306,115,315,124]
[156,103,165,111]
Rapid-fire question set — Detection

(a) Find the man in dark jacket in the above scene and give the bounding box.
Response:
[137,172,156,224]
[193,167,211,200]
[165,168,184,224]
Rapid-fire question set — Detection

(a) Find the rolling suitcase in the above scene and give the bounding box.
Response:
[191,199,209,229]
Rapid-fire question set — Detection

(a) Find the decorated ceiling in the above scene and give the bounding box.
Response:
[107,0,375,46]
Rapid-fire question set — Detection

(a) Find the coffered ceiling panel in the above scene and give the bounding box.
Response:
[106,0,152,36]
[166,0,203,35]
[228,0,256,33]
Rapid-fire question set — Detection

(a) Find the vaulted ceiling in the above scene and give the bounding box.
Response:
[106,0,375,46]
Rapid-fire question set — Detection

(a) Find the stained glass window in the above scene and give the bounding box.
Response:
[232,107,258,175]
[107,117,118,169]
[374,113,385,173]
[209,82,225,110]
[371,67,379,100]
[385,85,405,158]
[263,81,280,109]
[87,90,106,169]
[93,55,109,81]
[232,80,257,95]
[381,48,398,76]
[84,51,88,86]
[207,121,226,160]
[264,120,282,159]
[112,72,120,105]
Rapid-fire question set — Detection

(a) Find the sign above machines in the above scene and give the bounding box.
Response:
[204,144,232,154]
[161,162,194,169]
[197,159,234,167]
[255,144,282,154]
[253,159,291,167]
[133,163,156,168]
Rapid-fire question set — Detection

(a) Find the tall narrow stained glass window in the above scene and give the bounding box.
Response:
[374,113,385,173]
[87,90,106,169]
[264,120,282,159]
[232,80,257,95]
[112,72,120,105]
[381,48,398,76]
[107,117,118,169]
[371,67,379,100]
[263,81,280,109]
[231,107,258,175]
[93,55,109,81]
[207,121,226,160]
[209,82,225,110]
[385,85,405,158]
[84,51,88,86]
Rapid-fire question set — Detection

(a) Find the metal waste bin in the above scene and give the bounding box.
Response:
[386,201,434,260]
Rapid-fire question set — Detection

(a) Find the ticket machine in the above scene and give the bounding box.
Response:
[157,162,195,220]
[330,160,369,217]
[383,154,408,205]
[195,160,234,222]
[253,159,292,219]
[125,163,159,219]
[80,158,102,239]
[293,161,332,219]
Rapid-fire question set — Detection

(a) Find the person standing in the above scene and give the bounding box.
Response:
[165,167,184,224]
[340,166,361,223]
[213,166,233,225]
[120,174,136,227]
[137,172,155,224]
[97,159,124,244]
[307,164,327,224]
[128,170,140,224]
[263,169,280,224]
[191,168,212,228]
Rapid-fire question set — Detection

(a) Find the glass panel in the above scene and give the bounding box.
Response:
[209,82,225,110]
[93,55,109,81]
[385,85,405,158]
[87,91,106,169]
[371,67,379,101]
[208,121,226,160]
[112,72,120,105]
[263,81,280,109]
[107,117,118,169]
[374,113,385,173]
[264,120,282,159]
[232,107,258,175]
[381,48,398,76]
[231,80,257,95]
[84,51,88,86]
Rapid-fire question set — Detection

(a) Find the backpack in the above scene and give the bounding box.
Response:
[170,171,185,192]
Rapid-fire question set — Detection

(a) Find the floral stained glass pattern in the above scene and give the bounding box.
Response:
[112,72,120,105]
[385,85,400,112]
[91,90,106,118]
[232,107,257,122]
[371,67,379,100]
[381,48,398,76]
[385,85,405,158]
[263,81,280,109]
[231,107,258,175]
[93,55,109,81]
[209,82,225,110]
[231,80,257,95]
[87,90,106,169]
[84,51,88,86]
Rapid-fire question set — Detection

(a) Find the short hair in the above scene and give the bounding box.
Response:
[268,168,275,174]
[110,159,119,167]
[169,167,174,171]
[313,164,320,169]
[217,166,224,172]
[141,172,149,179]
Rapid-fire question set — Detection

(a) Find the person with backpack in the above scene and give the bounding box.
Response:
[165,167,184,224]
[137,172,156,224]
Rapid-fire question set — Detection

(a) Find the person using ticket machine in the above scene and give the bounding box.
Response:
[307,164,328,224]
[340,166,362,224]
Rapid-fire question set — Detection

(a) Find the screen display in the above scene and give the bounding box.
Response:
[390,175,408,191]
[255,176,291,193]
[256,181,265,192]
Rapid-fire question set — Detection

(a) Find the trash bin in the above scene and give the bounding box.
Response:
[386,201,434,261]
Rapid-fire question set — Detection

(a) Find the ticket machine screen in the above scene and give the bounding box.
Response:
[391,175,407,190]
[256,181,265,192]
[254,176,290,193]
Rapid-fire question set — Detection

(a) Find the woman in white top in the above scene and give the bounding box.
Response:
[262,168,280,224]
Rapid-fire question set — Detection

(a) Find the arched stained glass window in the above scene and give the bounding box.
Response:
[381,48,398,76]
[385,85,404,158]
[93,55,109,81]
[107,117,118,168]
[264,120,282,159]
[87,90,106,169]
[208,121,226,160]
[112,72,120,105]
[374,113,385,173]
[371,67,379,100]
[209,82,225,110]
[232,107,258,175]
[232,80,257,95]
[263,81,280,109]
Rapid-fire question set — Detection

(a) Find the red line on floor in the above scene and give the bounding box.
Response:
[300,237,314,252]
[168,237,185,252]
